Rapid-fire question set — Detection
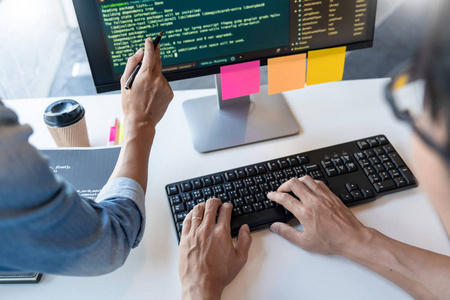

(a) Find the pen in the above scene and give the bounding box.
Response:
[124,30,165,90]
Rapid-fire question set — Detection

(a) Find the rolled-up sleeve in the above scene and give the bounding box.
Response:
[0,106,146,276]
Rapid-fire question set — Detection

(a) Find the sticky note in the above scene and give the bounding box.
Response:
[306,46,346,86]
[220,61,260,100]
[268,54,306,95]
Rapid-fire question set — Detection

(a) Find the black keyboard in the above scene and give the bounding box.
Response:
[165,135,418,242]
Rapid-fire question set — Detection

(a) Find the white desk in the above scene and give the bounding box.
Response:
[3,78,449,300]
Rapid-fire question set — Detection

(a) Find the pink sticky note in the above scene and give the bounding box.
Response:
[220,61,260,100]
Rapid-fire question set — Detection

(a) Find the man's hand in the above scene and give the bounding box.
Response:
[268,176,371,256]
[178,199,252,300]
[120,37,174,129]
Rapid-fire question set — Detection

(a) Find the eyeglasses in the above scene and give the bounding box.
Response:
[385,61,450,163]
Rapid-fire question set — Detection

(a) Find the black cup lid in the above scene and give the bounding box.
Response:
[43,99,85,128]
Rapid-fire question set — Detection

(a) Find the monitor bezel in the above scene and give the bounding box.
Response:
[73,0,377,94]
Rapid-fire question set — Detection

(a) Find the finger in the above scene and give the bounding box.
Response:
[181,210,193,238]
[202,198,222,227]
[190,202,206,231]
[153,44,163,74]
[121,49,143,85]
[277,177,314,204]
[217,202,233,231]
[141,37,156,73]
[298,176,333,200]
[267,190,305,217]
[235,224,252,263]
[270,222,305,248]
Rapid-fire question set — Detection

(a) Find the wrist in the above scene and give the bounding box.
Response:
[340,226,378,259]
[181,281,223,300]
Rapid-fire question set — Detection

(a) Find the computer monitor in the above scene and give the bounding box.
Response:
[73,0,377,152]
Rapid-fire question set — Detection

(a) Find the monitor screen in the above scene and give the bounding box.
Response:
[73,0,377,93]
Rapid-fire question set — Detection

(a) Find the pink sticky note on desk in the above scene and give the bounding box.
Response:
[220,61,260,100]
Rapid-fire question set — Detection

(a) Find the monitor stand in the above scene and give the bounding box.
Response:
[183,74,300,153]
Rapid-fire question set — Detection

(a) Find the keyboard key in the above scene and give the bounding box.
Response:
[192,179,203,189]
[304,164,319,172]
[350,191,363,201]
[181,182,192,192]
[230,207,286,234]
[186,200,196,211]
[172,203,186,214]
[394,177,407,187]
[383,161,395,170]
[379,154,390,162]
[192,190,203,200]
[354,152,365,160]
[293,166,306,177]
[169,195,181,205]
[255,164,267,174]
[267,161,280,171]
[255,193,266,202]
[369,157,380,165]
[245,167,257,176]
[346,162,358,172]
[253,203,265,211]
[274,171,286,180]
[389,152,406,168]
[357,140,370,149]
[376,136,389,145]
[202,187,213,198]
[326,168,338,177]
[196,198,206,204]
[367,138,379,147]
[368,174,381,184]
[235,169,246,179]
[213,174,224,184]
[234,198,244,207]
[223,182,234,192]
[284,168,295,179]
[239,188,250,197]
[249,186,260,195]
[263,200,275,209]
[202,177,213,186]
[181,193,193,202]
[234,180,244,190]
[269,181,280,191]
[364,166,375,176]
[373,147,385,156]
[232,207,242,217]
[278,159,290,169]
[341,155,353,163]
[358,158,370,168]
[167,185,179,196]
[259,183,270,193]
[378,171,390,181]
[399,167,415,184]
[254,175,265,185]
[361,188,374,198]
[364,150,375,158]
[389,169,400,178]
[331,158,343,166]
[346,183,359,192]
[383,145,395,153]
[322,160,333,169]
[287,156,299,166]
[228,190,239,199]
[216,193,228,202]
[297,155,309,164]
[242,205,254,214]
[336,165,347,174]
[373,180,396,192]
[340,193,352,203]
[244,178,255,187]
[264,173,275,182]
[175,212,188,222]
[310,170,324,179]
[373,164,386,173]
[213,185,224,194]
[225,171,237,181]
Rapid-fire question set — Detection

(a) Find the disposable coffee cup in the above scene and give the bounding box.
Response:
[43,99,90,147]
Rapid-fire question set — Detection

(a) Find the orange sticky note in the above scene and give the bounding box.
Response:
[268,54,306,95]
[306,46,346,86]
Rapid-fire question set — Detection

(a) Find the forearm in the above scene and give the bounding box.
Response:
[109,118,155,191]
[344,228,450,300]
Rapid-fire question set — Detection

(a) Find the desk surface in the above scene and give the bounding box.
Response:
[3,78,449,300]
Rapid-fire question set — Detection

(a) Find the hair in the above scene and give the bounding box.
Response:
[415,1,450,156]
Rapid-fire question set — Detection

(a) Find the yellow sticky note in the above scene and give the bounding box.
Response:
[268,54,306,95]
[306,46,346,86]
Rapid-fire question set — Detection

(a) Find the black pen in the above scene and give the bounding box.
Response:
[125,30,165,90]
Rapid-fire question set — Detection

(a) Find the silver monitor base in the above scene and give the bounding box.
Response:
[183,80,300,153]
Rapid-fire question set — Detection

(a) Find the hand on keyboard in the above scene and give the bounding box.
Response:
[178,199,252,299]
[268,176,371,256]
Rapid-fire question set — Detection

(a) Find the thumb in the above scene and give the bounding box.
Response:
[235,224,252,262]
[270,222,305,248]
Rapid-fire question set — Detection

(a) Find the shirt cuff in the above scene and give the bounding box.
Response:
[96,177,146,248]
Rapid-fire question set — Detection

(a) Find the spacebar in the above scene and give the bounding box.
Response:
[230,207,286,237]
